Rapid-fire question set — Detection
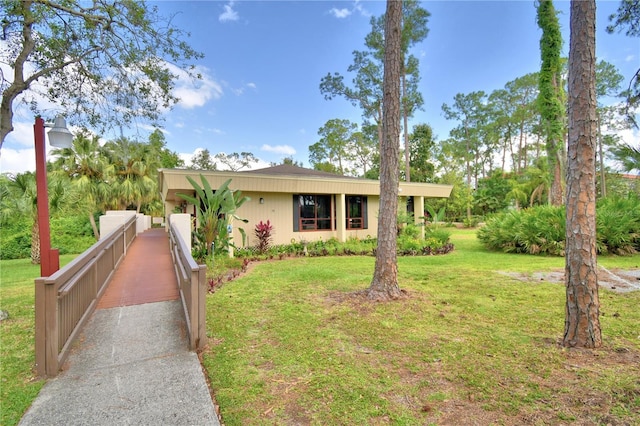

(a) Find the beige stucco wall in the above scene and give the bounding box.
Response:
[158,168,452,249]
[227,192,380,247]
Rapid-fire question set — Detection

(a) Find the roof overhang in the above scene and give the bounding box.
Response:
[159,168,453,202]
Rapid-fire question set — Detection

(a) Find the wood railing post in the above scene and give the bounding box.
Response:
[197,264,207,349]
[35,278,46,377]
[35,278,60,377]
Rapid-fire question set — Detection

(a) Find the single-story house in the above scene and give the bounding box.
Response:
[158,165,453,247]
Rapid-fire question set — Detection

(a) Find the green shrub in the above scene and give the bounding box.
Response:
[425,227,451,246]
[596,196,640,254]
[478,196,640,256]
[0,214,95,260]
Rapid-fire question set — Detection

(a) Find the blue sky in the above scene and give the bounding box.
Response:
[1,0,638,173]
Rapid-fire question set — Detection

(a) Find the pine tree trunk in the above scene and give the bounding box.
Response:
[368,0,403,301]
[89,212,100,240]
[550,154,564,205]
[31,216,40,265]
[563,0,601,348]
[403,71,410,182]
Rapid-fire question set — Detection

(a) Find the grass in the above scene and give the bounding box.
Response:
[1,230,638,425]
[202,229,640,425]
[0,255,76,426]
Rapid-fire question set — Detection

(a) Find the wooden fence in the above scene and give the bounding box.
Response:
[168,222,207,350]
[35,216,137,377]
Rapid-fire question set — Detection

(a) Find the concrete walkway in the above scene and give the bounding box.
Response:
[19,229,220,426]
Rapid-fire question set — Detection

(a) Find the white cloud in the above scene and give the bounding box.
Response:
[329,1,371,19]
[219,1,239,22]
[625,54,636,62]
[618,127,640,148]
[169,64,224,109]
[330,8,351,19]
[228,82,258,96]
[260,144,296,156]
[352,0,372,18]
[0,146,36,174]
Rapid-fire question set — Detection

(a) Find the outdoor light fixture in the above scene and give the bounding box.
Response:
[46,116,73,148]
[34,115,73,277]
[260,197,265,204]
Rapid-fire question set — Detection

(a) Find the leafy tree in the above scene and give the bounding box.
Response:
[177,176,249,257]
[51,131,114,239]
[611,143,640,173]
[215,152,258,172]
[103,138,157,212]
[442,91,488,218]
[427,171,469,223]
[320,52,384,148]
[351,131,377,177]
[504,73,539,172]
[0,171,70,264]
[473,171,511,216]
[606,0,640,126]
[272,156,304,167]
[537,0,566,206]
[309,119,358,175]
[364,0,430,181]
[564,0,601,348]
[407,123,435,182]
[362,123,381,179]
[368,0,402,301]
[525,158,552,206]
[320,0,430,168]
[0,0,202,148]
[189,148,217,171]
[148,129,184,169]
[594,60,626,197]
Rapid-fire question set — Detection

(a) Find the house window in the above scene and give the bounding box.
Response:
[347,196,367,229]
[295,195,333,231]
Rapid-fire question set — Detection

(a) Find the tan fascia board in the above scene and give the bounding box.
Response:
[159,168,453,201]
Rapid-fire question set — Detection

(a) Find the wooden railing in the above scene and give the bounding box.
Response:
[168,222,207,351]
[35,216,137,377]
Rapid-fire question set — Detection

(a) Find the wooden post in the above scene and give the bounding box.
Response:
[35,277,60,377]
[197,264,207,349]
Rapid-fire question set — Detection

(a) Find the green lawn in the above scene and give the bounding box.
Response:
[202,229,640,425]
[2,231,639,425]
[0,255,77,426]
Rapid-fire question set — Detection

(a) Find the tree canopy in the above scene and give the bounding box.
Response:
[0,0,203,148]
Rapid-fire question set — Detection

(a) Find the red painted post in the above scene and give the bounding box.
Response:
[34,117,60,277]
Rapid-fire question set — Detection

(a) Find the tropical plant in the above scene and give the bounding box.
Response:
[254,220,274,254]
[51,132,114,239]
[177,176,249,258]
[0,172,72,263]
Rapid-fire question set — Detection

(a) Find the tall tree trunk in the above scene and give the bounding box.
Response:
[89,212,100,240]
[402,71,410,182]
[368,0,403,301]
[523,134,528,171]
[31,216,41,265]
[563,0,601,348]
[550,153,564,205]
[537,0,565,206]
[597,112,606,198]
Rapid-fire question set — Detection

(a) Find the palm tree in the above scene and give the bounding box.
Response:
[0,172,70,264]
[611,143,640,173]
[104,138,158,212]
[52,132,114,239]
